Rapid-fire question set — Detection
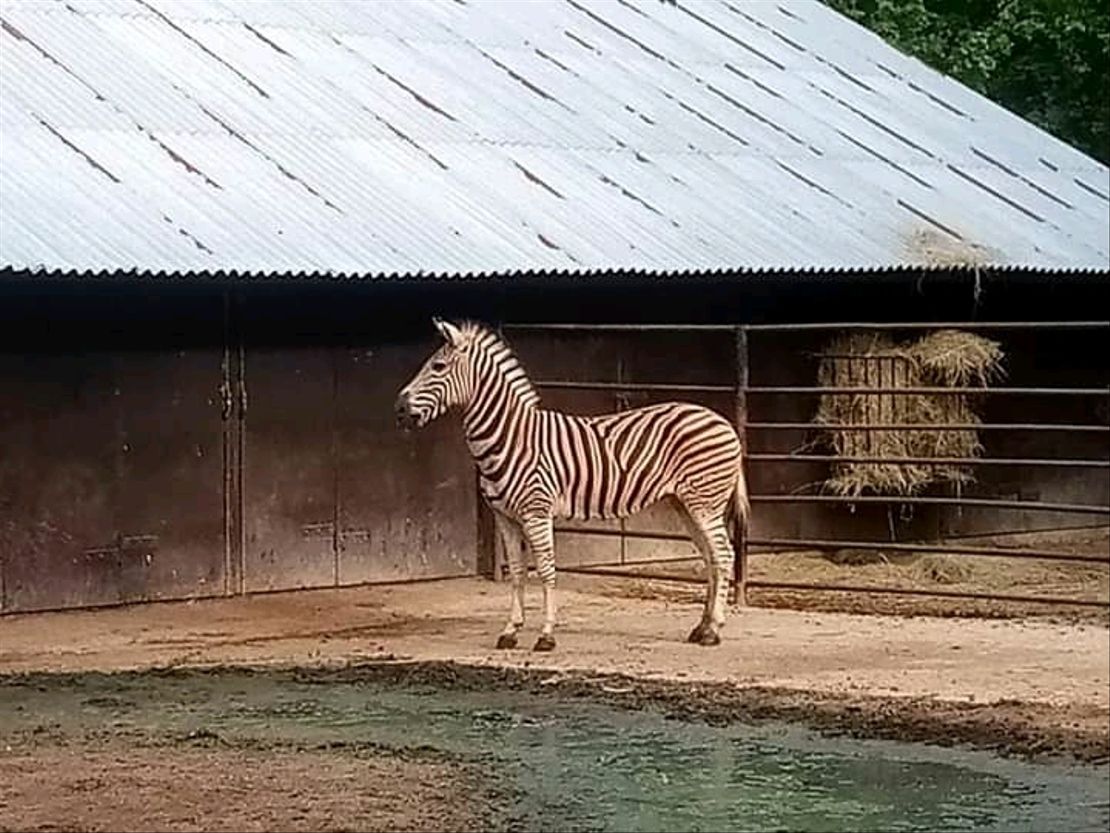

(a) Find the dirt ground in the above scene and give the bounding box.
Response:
[0,742,491,833]
[2,570,1108,830]
[1,571,1107,764]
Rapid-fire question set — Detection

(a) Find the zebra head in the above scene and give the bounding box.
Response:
[395,318,473,430]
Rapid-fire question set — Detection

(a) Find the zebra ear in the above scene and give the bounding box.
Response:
[432,317,464,349]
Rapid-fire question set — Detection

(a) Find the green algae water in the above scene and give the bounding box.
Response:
[1,668,1107,833]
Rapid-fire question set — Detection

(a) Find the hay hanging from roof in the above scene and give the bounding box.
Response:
[812,329,1004,498]
[909,329,1005,386]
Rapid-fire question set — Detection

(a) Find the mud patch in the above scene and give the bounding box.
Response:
[5,660,1105,765]
[0,741,493,833]
[296,660,1110,764]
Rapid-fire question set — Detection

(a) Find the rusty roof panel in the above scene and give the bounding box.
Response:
[1,0,1106,279]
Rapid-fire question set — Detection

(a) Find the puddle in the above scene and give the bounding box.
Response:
[1,668,1107,832]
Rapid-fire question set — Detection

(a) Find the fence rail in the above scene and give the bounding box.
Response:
[744,581,1110,609]
[747,422,1110,433]
[751,495,1110,514]
[534,381,1109,397]
[556,569,1110,609]
[504,320,1110,613]
[746,386,1108,396]
[505,321,1110,332]
[536,380,734,394]
[562,547,1110,605]
[747,537,1109,564]
[748,453,1110,468]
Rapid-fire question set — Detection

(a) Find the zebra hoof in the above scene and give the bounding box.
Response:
[695,629,721,647]
[495,633,518,650]
[533,634,556,652]
[687,622,711,644]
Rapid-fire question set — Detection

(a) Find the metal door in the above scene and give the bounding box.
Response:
[335,343,476,584]
[0,349,226,612]
[240,347,337,592]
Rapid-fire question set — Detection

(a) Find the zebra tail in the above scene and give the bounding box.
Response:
[730,461,751,545]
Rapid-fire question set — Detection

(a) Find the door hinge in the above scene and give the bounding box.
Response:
[219,380,233,420]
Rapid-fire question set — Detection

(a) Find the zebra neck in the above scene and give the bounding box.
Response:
[461,379,536,472]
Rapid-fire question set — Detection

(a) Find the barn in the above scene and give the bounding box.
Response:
[1,0,1107,615]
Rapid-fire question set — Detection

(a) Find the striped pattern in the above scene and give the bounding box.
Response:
[533,402,744,521]
[397,319,749,650]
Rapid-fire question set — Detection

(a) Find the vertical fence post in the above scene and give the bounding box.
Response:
[732,325,749,606]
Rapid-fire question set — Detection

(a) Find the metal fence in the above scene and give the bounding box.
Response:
[503,321,1110,611]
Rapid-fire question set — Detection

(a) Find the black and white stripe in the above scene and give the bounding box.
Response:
[396,318,749,651]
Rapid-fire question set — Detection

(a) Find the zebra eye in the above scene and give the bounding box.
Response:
[431,360,447,372]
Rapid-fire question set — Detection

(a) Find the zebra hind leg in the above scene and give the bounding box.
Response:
[699,514,735,646]
[679,502,734,647]
[676,503,718,645]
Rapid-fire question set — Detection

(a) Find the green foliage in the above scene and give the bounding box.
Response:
[825,0,1110,164]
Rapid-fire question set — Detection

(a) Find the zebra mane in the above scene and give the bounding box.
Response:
[455,320,542,409]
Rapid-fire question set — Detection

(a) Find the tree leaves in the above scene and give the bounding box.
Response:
[825,0,1109,163]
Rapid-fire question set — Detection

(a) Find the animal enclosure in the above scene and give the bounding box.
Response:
[0,280,1106,616]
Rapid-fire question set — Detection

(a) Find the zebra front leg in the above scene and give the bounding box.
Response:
[494,512,526,650]
[522,516,557,652]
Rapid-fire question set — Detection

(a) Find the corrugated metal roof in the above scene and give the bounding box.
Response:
[1,0,1107,279]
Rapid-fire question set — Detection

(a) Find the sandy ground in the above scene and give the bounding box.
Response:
[1,574,1107,762]
[1,573,1105,704]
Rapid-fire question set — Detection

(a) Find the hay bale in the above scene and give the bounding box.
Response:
[812,329,1004,497]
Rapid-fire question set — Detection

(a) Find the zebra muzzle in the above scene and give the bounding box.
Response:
[394,394,420,430]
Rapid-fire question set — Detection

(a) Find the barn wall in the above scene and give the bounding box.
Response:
[0,288,229,613]
[1,271,1105,611]
[0,284,479,613]
[236,342,477,594]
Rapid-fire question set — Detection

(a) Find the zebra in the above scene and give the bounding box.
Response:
[395,318,749,652]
